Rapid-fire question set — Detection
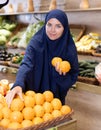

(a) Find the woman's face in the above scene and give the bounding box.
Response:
[46,18,64,40]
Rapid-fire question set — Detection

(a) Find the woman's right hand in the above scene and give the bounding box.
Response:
[6,86,24,108]
[55,62,66,75]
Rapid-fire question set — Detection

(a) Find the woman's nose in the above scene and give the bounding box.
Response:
[51,26,55,32]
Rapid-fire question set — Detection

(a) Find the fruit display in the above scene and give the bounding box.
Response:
[51,57,71,73]
[17,21,44,48]
[11,53,24,64]
[0,48,13,61]
[0,89,72,129]
[95,45,101,53]
[7,29,26,48]
[0,16,17,46]
[75,32,101,53]
[0,47,25,66]
[0,79,13,96]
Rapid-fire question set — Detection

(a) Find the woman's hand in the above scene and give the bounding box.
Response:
[55,62,66,75]
[6,86,24,108]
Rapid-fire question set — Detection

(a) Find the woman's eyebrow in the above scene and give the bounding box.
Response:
[47,22,62,26]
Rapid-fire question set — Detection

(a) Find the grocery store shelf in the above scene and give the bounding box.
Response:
[0,8,101,16]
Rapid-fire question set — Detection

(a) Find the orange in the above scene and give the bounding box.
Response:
[43,113,53,121]
[52,110,62,118]
[22,120,33,128]
[24,95,35,107]
[14,93,25,99]
[8,83,14,89]
[51,57,62,67]
[0,103,3,109]
[61,105,71,115]
[0,110,3,120]
[34,105,44,118]
[60,61,71,73]
[43,90,54,102]
[33,117,44,125]
[51,98,62,110]
[43,102,53,113]
[35,93,45,105]
[10,111,23,123]
[2,107,12,119]
[25,90,36,97]
[10,97,24,111]
[0,118,10,128]
[0,94,7,107]
[8,122,22,129]
[22,107,35,120]
[0,79,9,90]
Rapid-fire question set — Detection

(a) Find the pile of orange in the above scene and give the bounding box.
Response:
[0,90,72,129]
[51,57,71,73]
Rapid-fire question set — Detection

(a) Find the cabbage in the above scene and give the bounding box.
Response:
[0,29,12,38]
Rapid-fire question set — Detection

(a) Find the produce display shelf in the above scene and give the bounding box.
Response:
[92,51,101,57]
[77,50,94,55]
[0,8,101,16]
[77,76,99,86]
[69,24,86,42]
[77,50,101,57]
[0,111,77,130]
[76,81,101,95]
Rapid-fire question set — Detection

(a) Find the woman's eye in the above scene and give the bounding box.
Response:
[47,23,51,27]
[46,23,63,29]
[56,25,62,28]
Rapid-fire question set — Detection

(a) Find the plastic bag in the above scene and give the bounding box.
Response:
[95,62,101,83]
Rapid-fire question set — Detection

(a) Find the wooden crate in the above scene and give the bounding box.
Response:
[0,111,75,130]
[92,51,101,57]
[69,24,86,42]
[77,76,99,85]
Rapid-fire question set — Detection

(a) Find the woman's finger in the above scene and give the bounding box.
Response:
[55,62,60,71]
[18,92,24,101]
[63,72,66,75]
[6,90,15,108]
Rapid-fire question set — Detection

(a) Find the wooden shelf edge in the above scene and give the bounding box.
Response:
[0,8,101,16]
[76,82,101,95]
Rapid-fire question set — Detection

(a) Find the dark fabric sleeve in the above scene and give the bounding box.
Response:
[69,54,79,85]
[12,43,35,91]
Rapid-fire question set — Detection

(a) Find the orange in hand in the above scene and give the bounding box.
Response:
[51,57,62,67]
[60,61,71,73]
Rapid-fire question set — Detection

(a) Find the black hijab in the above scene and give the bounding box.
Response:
[33,9,76,66]
[45,9,69,58]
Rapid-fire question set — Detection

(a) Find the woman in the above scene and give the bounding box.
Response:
[6,9,79,106]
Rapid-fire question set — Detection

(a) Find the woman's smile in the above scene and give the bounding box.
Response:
[49,33,57,39]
